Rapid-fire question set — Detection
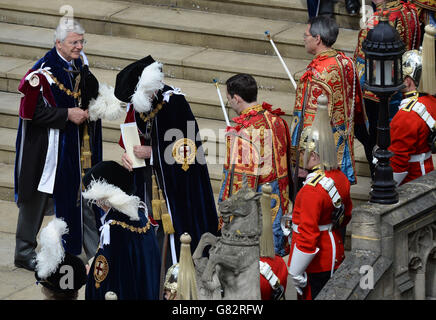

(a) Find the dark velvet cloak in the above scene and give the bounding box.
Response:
[14,47,102,255]
[119,85,219,262]
[85,209,161,300]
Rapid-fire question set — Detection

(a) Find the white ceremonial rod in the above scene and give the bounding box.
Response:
[265,31,297,90]
[213,79,231,127]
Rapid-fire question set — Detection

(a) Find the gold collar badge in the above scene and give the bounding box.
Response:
[172,138,197,172]
[93,255,109,289]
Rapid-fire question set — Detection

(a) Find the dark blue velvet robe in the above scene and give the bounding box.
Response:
[85,209,161,300]
[124,87,219,262]
[14,47,102,255]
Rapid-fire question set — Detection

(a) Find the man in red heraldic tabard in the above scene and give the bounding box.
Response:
[291,15,366,187]
[219,74,292,257]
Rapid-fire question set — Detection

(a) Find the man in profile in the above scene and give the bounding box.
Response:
[290,15,365,188]
[14,19,102,270]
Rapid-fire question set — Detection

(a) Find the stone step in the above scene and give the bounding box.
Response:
[112,0,362,29]
[0,111,373,202]
[0,163,14,202]
[0,158,373,204]
[0,163,222,203]
[92,68,296,122]
[0,0,359,61]
[0,22,313,93]
[0,123,223,191]
[0,122,371,201]
[0,54,296,122]
[0,88,371,172]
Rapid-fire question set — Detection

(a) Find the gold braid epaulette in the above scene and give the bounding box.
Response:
[110,219,151,234]
[139,101,165,122]
[41,70,81,99]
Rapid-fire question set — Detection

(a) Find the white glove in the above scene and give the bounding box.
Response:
[288,244,318,296]
[291,272,307,295]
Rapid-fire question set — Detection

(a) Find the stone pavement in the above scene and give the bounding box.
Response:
[0,200,87,300]
[0,199,297,300]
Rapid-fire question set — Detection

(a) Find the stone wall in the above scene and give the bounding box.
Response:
[316,170,436,300]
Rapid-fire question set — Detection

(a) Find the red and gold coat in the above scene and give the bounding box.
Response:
[354,0,421,102]
[412,0,436,11]
[219,103,292,256]
[290,49,364,185]
[389,92,436,185]
[411,0,436,26]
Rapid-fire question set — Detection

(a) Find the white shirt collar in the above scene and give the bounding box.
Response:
[100,208,112,225]
[56,49,73,66]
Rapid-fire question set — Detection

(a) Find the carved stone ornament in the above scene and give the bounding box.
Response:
[193,175,262,300]
[408,223,436,271]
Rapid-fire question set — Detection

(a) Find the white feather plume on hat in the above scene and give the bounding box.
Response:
[35,218,68,280]
[82,178,147,221]
[131,61,164,113]
[88,83,125,121]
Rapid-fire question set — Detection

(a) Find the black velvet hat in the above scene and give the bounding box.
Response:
[79,65,99,109]
[83,160,136,196]
[35,253,87,293]
[114,55,156,103]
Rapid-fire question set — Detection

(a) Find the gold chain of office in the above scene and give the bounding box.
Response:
[139,101,165,122]
[41,69,81,99]
[110,219,151,234]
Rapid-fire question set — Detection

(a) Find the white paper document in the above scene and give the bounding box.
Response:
[120,122,146,168]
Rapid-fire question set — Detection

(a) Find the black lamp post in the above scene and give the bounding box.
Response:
[362,13,405,204]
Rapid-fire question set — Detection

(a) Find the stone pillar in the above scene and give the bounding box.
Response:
[414,270,426,300]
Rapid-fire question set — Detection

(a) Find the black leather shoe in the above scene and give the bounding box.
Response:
[14,259,36,271]
[345,0,360,15]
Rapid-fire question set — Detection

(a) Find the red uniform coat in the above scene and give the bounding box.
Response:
[259,255,288,300]
[287,169,352,274]
[389,93,436,185]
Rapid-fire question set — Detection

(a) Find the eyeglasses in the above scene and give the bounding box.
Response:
[67,39,87,47]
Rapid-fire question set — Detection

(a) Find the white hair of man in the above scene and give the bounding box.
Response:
[53,19,85,44]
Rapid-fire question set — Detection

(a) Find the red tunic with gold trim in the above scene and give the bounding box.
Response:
[354,0,421,102]
[389,92,436,185]
[219,103,292,256]
[287,168,352,299]
[290,49,364,185]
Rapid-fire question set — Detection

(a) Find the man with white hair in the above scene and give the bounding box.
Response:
[14,19,103,271]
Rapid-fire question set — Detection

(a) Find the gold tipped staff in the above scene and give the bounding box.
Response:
[265,31,297,91]
[213,79,231,127]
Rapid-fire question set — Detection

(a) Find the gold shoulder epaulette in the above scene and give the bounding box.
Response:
[307,170,325,187]
[403,96,418,112]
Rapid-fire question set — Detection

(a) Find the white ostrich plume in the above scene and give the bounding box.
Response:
[131,61,164,113]
[88,83,125,121]
[82,178,148,221]
[35,217,69,279]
